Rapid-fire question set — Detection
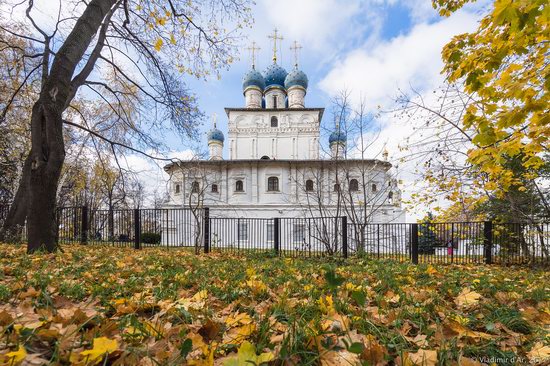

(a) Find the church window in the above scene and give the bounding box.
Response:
[273,95,277,109]
[261,155,270,160]
[388,191,394,204]
[175,184,180,194]
[305,179,314,192]
[267,176,279,192]
[211,184,218,193]
[235,180,244,192]
[334,183,341,192]
[238,222,248,241]
[191,181,199,193]
[271,116,278,127]
[349,179,359,192]
[372,183,377,192]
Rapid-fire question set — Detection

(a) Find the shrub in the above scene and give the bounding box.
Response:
[141,232,161,245]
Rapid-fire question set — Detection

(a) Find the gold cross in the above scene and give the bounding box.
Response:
[245,41,260,69]
[290,40,302,68]
[267,28,283,63]
[211,113,217,129]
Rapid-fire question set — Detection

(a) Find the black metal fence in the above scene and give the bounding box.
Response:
[1,204,549,266]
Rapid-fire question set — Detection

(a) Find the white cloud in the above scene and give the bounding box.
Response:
[259,0,363,52]
[319,11,479,109]
[319,9,483,220]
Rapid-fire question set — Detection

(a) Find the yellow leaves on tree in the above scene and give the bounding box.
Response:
[154,38,163,52]
[435,0,550,195]
[70,337,118,365]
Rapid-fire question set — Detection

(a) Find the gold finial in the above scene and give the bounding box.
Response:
[267,28,283,63]
[290,40,302,68]
[245,41,260,69]
[383,146,389,160]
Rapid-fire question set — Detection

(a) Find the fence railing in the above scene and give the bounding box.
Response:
[0,204,548,266]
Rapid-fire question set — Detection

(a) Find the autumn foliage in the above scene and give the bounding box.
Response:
[0,245,548,365]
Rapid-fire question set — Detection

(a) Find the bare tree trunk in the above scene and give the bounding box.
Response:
[0,154,31,241]
[27,102,65,252]
[24,0,117,252]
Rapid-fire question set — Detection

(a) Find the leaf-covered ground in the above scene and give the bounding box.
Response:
[0,245,548,365]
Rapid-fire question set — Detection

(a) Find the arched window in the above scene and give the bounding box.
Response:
[191,181,199,193]
[271,116,278,127]
[388,191,394,204]
[305,179,314,192]
[349,179,359,192]
[211,184,218,193]
[235,180,244,192]
[372,183,377,192]
[175,184,180,194]
[273,95,278,109]
[334,183,341,192]
[261,155,270,160]
[267,176,279,192]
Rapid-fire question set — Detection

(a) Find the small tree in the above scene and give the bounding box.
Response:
[418,212,437,255]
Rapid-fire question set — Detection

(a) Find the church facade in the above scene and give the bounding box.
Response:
[163,37,406,225]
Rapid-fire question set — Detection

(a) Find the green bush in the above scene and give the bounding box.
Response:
[141,232,161,245]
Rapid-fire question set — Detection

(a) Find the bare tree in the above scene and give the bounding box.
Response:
[0,0,252,252]
[291,91,403,255]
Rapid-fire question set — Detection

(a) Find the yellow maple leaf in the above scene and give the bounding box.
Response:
[454,288,482,307]
[527,342,550,364]
[0,345,27,365]
[72,337,117,365]
[405,349,438,366]
[223,341,274,366]
[426,265,438,275]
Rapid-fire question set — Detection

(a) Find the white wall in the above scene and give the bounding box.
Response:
[228,110,320,160]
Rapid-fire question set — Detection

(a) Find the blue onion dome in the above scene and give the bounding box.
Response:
[242,68,265,92]
[285,68,308,90]
[263,63,288,89]
[207,128,224,143]
[329,130,347,144]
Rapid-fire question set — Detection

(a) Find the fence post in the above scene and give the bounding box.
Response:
[134,208,141,250]
[81,205,88,245]
[411,223,419,264]
[274,218,280,255]
[377,224,380,259]
[484,221,493,264]
[342,216,348,258]
[203,207,210,254]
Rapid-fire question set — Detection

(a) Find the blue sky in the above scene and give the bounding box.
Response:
[4,0,489,216]
[172,0,487,160]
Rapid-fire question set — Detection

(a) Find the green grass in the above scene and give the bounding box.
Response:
[0,244,548,365]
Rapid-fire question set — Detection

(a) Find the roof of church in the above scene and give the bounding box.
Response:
[263,63,288,89]
[285,68,308,90]
[224,107,324,121]
[242,68,265,91]
[164,158,391,171]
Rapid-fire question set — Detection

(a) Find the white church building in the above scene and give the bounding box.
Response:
[163,33,406,248]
